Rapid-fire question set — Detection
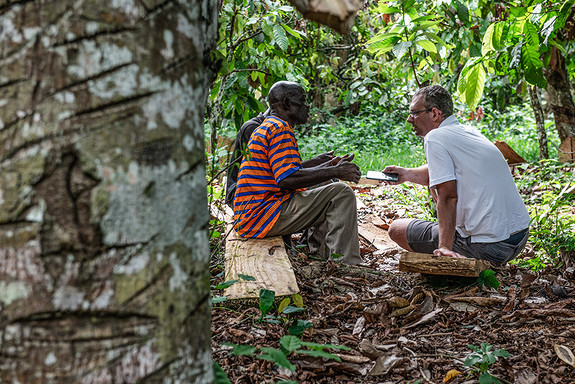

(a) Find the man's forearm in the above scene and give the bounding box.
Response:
[407,165,430,186]
[436,194,458,250]
[278,166,338,189]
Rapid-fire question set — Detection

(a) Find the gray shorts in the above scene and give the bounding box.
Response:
[406,219,529,265]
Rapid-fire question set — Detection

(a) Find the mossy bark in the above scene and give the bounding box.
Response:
[0,0,216,382]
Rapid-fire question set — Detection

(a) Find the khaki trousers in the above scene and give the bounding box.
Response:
[267,182,362,265]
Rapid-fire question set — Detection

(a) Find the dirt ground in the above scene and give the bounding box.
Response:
[211,183,575,384]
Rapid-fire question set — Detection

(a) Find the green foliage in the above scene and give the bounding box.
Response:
[213,362,232,384]
[477,270,500,289]
[259,288,276,322]
[464,342,510,384]
[225,335,349,373]
[513,160,575,269]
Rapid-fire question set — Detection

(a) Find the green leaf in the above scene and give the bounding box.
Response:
[510,41,523,69]
[278,297,291,314]
[282,24,306,39]
[392,40,412,59]
[494,349,511,358]
[282,306,305,314]
[477,269,500,289]
[456,1,469,23]
[378,3,401,13]
[214,279,239,290]
[461,62,486,110]
[213,362,231,384]
[297,349,341,361]
[478,372,501,384]
[280,335,302,354]
[300,341,350,351]
[259,289,275,319]
[257,347,296,371]
[540,16,557,46]
[292,293,304,308]
[523,21,539,48]
[464,354,482,367]
[522,44,547,88]
[212,296,227,304]
[482,23,496,55]
[288,319,313,336]
[273,25,289,51]
[367,36,401,54]
[415,40,437,53]
[238,274,255,281]
[223,342,257,356]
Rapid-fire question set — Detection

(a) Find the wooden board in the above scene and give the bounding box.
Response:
[493,140,526,164]
[399,252,491,277]
[224,226,299,301]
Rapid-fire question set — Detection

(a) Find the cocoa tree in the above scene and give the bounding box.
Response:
[0,0,216,382]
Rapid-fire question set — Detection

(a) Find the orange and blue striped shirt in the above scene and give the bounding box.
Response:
[233,116,303,238]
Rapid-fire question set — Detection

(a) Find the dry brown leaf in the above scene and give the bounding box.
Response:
[443,368,462,382]
[554,343,575,367]
[390,305,415,317]
[388,296,410,308]
[404,308,442,329]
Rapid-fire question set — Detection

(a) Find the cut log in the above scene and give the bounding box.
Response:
[398,252,491,277]
[493,140,526,165]
[224,220,299,301]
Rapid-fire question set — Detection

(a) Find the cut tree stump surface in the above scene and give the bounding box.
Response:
[399,252,491,277]
[224,220,299,301]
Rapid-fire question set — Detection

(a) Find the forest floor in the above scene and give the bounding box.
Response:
[210,180,575,384]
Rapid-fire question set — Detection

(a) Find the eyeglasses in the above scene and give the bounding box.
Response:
[408,108,432,118]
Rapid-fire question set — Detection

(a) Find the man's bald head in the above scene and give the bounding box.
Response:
[267,81,309,127]
[268,81,305,106]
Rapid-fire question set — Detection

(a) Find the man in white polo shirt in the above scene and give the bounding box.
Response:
[384,85,530,265]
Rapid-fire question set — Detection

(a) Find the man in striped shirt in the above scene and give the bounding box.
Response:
[233,81,363,265]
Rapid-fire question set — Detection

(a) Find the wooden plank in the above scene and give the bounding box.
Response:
[493,140,526,164]
[224,224,299,301]
[398,252,491,277]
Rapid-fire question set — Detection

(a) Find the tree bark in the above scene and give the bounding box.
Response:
[528,86,549,160]
[543,46,575,143]
[0,0,216,382]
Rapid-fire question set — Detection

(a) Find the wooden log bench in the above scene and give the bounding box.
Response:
[399,252,491,277]
[223,209,299,302]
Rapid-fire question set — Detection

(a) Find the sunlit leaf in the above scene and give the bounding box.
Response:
[392,41,412,59]
[482,23,496,55]
[292,293,304,308]
[463,62,486,110]
[416,39,437,53]
[278,297,290,314]
[444,369,462,383]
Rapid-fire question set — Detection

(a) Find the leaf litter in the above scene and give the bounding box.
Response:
[211,182,575,383]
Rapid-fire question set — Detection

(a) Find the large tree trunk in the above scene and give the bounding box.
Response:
[0,0,216,382]
[544,46,575,144]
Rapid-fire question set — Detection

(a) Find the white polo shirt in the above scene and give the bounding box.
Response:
[424,115,531,242]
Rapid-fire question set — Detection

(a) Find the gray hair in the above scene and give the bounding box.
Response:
[413,85,453,117]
